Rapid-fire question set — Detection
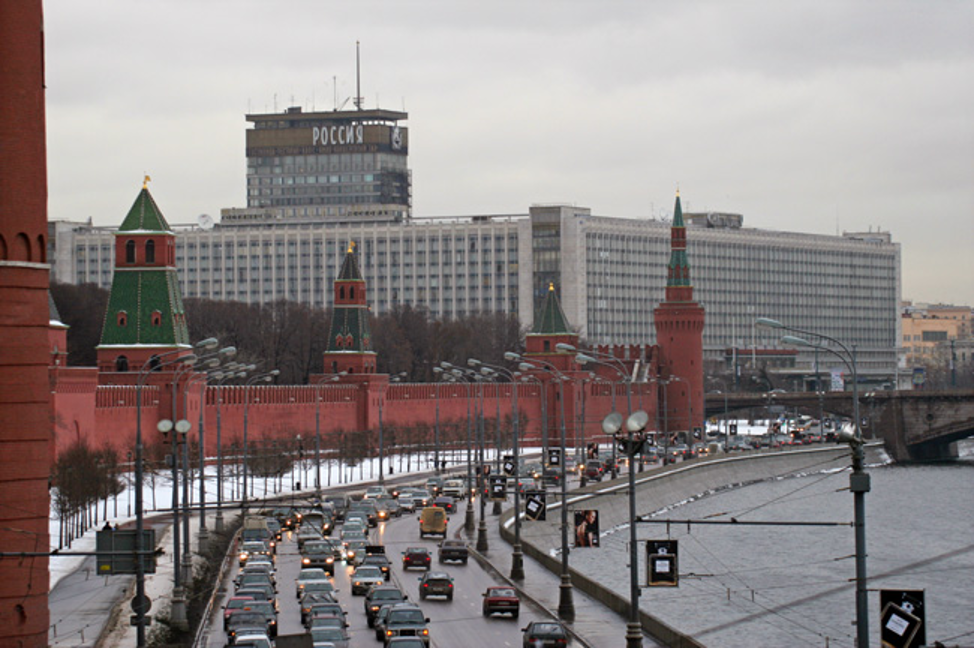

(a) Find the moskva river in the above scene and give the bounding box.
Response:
[577,440,974,648]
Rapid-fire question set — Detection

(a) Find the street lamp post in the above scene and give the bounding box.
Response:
[443,363,477,533]
[514,355,575,622]
[314,373,346,497]
[432,366,444,474]
[757,317,870,647]
[133,348,198,644]
[568,346,632,475]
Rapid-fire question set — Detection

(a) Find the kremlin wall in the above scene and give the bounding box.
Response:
[46,185,703,481]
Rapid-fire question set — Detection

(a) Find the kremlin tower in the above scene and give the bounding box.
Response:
[653,192,705,435]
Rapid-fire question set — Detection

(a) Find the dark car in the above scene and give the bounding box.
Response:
[323,494,349,522]
[383,603,431,647]
[402,546,432,570]
[418,571,454,600]
[302,539,339,574]
[239,600,277,638]
[437,539,468,565]
[361,552,393,579]
[364,585,407,626]
[432,495,456,513]
[300,591,339,626]
[482,586,519,618]
[304,602,348,631]
[226,611,269,645]
[521,621,569,647]
[310,627,350,648]
[583,464,604,482]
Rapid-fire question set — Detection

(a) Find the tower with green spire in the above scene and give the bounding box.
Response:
[654,191,705,433]
[97,183,191,379]
[524,282,578,372]
[322,242,377,376]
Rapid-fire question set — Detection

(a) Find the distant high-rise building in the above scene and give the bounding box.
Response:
[229,106,410,224]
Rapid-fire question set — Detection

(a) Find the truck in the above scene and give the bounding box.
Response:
[242,516,275,552]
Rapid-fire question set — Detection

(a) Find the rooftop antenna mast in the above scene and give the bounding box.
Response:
[354,40,363,110]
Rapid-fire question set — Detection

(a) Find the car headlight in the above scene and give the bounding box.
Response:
[302,557,310,565]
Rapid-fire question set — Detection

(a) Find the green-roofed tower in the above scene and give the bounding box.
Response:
[322,242,377,375]
[525,283,578,371]
[96,183,191,378]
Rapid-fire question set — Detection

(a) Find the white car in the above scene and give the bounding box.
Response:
[363,486,390,500]
[233,633,273,648]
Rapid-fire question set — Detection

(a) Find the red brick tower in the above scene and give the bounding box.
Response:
[322,242,377,376]
[654,192,705,434]
[0,1,52,644]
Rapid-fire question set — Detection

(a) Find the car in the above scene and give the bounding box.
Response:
[385,638,428,648]
[398,492,418,513]
[302,579,339,601]
[410,488,433,508]
[234,573,275,593]
[308,613,347,632]
[418,571,454,600]
[264,518,283,541]
[402,546,431,570]
[351,565,386,595]
[225,611,269,645]
[517,477,540,493]
[441,480,465,498]
[223,595,255,630]
[372,602,397,641]
[363,486,391,500]
[235,564,276,588]
[521,620,569,647]
[418,507,448,538]
[300,592,339,626]
[437,539,468,565]
[348,501,379,527]
[233,632,273,648]
[238,541,273,567]
[302,539,339,574]
[310,626,350,648]
[323,494,350,521]
[364,585,407,626]
[238,600,277,638]
[234,586,278,612]
[377,497,402,518]
[345,540,368,565]
[383,603,431,646]
[295,568,328,598]
[297,528,324,551]
[583,464,604,481]
[424,477,444,496]
[432,495,456,513]
[361,552,393,579]
[304,602,348,631]
[482,586,519,618]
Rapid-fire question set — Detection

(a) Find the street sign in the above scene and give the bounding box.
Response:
[97,529,157,575]
[524,491,546,521]
[880,590,925,648]
[547,448,561,467]
[646,540,679,587]
[489,476,507,500]
[131,594,152,615]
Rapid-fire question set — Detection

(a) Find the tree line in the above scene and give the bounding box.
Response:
[50,282,526,384]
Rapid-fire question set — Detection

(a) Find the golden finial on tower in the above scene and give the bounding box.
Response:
[348,241,355,254]
[143,174,151,189]
[548,282,555,291]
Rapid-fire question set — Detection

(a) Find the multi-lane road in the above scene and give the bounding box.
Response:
[203,500,575,648]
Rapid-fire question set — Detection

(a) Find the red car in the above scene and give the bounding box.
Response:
[482,586,519,618]
[402,547,431,570]
[223,595,255,630]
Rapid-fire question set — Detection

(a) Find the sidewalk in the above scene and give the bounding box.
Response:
[460,503,660,648]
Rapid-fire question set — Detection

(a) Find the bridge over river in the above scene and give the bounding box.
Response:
[705,388,974,462]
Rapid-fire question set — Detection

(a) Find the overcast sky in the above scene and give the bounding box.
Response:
[44,0,974,306]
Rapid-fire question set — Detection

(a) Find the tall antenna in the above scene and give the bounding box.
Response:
[355,41,363,110]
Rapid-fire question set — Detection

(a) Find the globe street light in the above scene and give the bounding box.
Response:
[571,349,631,476]
[757,317,870,647]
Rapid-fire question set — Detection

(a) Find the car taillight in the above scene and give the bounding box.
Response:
[422,583,428,588]
[425,556,430,562]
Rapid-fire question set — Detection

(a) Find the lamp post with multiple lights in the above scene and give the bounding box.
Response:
[756,317,870,647]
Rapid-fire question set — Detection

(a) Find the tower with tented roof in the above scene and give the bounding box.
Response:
[322,242,377,376]
[653,191,705,434]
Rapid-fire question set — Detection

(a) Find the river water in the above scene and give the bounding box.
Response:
[574,440,974,648]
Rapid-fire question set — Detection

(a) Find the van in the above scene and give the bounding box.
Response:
[418,507,448,538]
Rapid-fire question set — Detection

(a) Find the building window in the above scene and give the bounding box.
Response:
[151,310,162,326]
[117,311,127,327]
[125,240,136,264]
[145,239,156,264]
[115,356,129,372]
